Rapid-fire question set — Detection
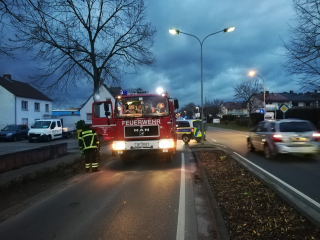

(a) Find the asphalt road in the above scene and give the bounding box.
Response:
[207,126,320,204]
[0,141,209,240]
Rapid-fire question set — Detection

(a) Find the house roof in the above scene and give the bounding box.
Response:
[79,84,118,110]
[222,102,246,109]
[254,92,288,102]
[281,92,320,101]
[0,76,53,101]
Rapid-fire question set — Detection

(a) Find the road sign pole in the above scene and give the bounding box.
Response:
[283,112,285,119]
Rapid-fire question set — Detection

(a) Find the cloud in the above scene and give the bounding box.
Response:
[0,0,298,109]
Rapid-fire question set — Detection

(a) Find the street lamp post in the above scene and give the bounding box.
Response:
[249,71,266,120]
[196,107,199,113]
[184,111,186,118]
[169,27,235,142]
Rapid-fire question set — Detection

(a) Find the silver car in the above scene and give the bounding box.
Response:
[247,119,320,159]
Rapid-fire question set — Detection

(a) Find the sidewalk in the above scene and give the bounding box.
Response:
[0,144,112,189]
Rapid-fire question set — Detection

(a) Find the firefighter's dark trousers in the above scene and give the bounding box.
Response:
[84,149,98,170]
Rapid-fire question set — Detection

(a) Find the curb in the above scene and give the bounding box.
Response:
[193,150,230,240]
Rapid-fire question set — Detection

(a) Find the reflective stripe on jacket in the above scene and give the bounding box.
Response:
[79,129,99,151]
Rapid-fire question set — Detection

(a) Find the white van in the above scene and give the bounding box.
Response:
[28,119,64,142]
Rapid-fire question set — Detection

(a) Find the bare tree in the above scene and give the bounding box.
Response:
[283,0,320,90]
[204,99,223,119]
[10,0,156,100]
[180,102,196,119]
[234,79,263,125]
[0,0,20,57]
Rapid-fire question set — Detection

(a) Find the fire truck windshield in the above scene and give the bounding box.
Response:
[115,96,169,118]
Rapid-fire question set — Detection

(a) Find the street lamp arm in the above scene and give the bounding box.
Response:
[179,31,201,45]
[202,30,224,44]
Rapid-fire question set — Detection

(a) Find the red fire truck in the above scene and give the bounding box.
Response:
[91,90,179,164]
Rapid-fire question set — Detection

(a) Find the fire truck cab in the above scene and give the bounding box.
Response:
[92,90,179,164]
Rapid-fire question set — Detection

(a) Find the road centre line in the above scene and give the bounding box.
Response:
[176,153,186,240]
[233,152,320,208]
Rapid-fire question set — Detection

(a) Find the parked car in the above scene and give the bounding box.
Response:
[176,119,207,143]
[247,119,320,159]
[28,119,71,142]
[0,124,30,141]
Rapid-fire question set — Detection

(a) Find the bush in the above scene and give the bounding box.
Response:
[222,115,236,121]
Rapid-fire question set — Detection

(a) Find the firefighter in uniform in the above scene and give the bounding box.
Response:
[78,125,100,172]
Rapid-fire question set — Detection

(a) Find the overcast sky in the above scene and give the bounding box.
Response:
[0,0,297,109]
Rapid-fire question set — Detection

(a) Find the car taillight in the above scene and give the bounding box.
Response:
[273,134,282,142]
[191,128,194,133]
[312,133,320,141]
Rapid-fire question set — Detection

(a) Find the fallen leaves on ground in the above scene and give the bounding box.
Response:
[198,150,320,240]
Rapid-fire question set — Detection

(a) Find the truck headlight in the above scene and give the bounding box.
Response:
[159,139,175,149]
[112,142,125,150]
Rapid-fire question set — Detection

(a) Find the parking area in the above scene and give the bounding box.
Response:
[0,138,79,156]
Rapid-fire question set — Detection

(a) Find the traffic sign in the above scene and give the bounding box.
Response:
[280,104,289,113]
[260,109,265,114]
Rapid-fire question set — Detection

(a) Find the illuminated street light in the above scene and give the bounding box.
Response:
[248,71,266,120]
[169,26,235,142]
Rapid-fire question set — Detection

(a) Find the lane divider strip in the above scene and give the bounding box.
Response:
[176,153,186,240]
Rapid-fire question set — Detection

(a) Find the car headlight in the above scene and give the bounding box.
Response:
[7,133,12,136]
[112,142,125,150]
[159,139,175,149]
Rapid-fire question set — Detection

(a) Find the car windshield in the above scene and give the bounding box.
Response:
[2,125,18,131]
[33,121,51,128]
[279,121,315,132]
[115,96,169,118]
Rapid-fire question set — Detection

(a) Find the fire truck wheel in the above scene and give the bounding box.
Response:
[121,153,132,164]
[165,153,173,163]
[182,135,190,144]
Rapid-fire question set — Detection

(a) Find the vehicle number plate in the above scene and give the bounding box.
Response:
[32,137,37,139]
[291,137,307,142]
[135,143,149,147]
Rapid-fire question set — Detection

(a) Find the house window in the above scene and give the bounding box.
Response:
[87,113,92,120]
[22,101,28,110]
[22,118,28,126]
[292,101,298,106]
[35,102,40,111]
[45,104,49,112]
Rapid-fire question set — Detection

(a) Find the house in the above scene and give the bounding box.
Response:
[281,90,320,108]
[52,85,120,126]
[249,90,320,113]
[0,74,53,129]
[219,102,247,117]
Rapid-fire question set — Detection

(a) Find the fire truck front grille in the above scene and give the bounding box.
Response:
[124,125,159,138]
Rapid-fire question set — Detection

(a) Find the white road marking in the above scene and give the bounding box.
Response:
[233,152,320,208]
[211,139,216,142]
[214,143,227,148]
[176,153,186,240]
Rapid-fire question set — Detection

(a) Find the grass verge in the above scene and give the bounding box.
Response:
[197,150,320,239]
